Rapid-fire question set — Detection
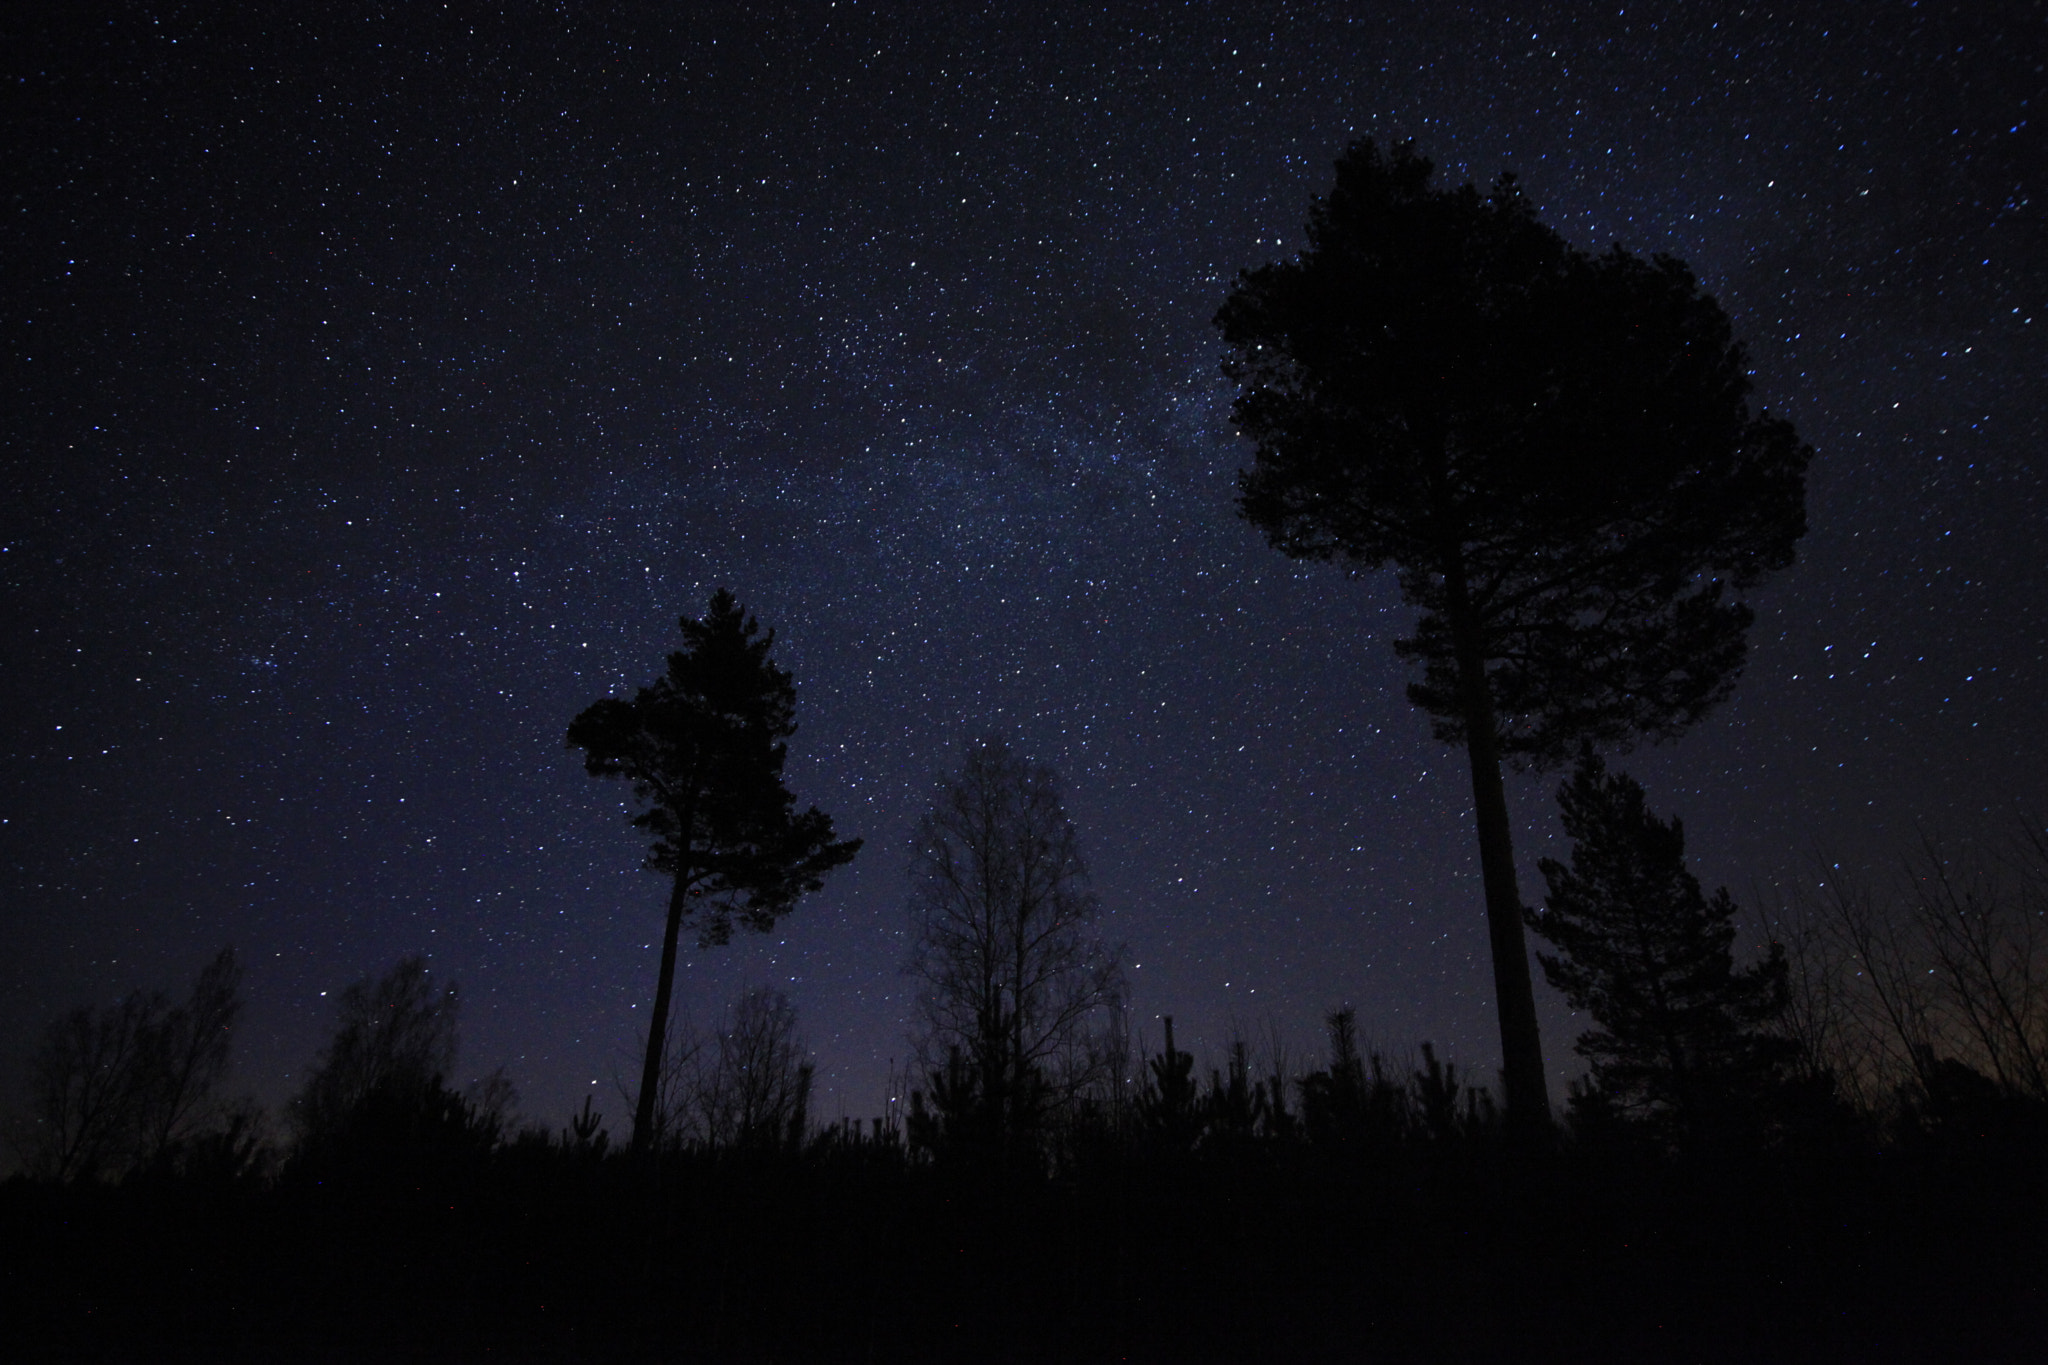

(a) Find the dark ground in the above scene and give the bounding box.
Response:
[6,1127,2046,1364]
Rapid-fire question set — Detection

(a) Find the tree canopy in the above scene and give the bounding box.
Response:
[568,589,858,1149]
[1217,139,1810,1138]
[1530,753,1796,1143]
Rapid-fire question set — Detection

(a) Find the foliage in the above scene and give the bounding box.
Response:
[1919,826,2048,1101]
[1136,1015,1201,1152]
[14,947,243,1182]
[1216,138,1810,1136]
[1219,138,1810,766]
[1529,754,1795,1142]
[289,1072,508,1188]
[564,1094,611,1158]
[1198,1038,1269,1151]
[701,988,811,1149]
[1297,1008,1425,1151]
[567,589,858,1148]
[567,589,860,947]
[1123,1010,1491,1158]
[906,1043,996,1163]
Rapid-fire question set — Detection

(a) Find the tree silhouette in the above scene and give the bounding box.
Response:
[1137,1015,1201,1153]
[19,947,242,1181]
[650,986,814,1151]
[291,954,460,1143]
[905,738,1124,1162]
[1217,139,1810,1140]
[1528,753,1795,1144]
[700,987,812,1150]
[568,590,859,1151]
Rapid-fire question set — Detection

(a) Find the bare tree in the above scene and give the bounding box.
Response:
[701,988,812,1149]
[905,739,1125,1154]
[1763,884,1870,1103]
[1773,825,2048,1113]
[134,947,243,1160]
[1904,831,2048,1101]
[21,990,161,1181]
[645,987,813,1150]
[638,1009,708,1150]
[292,955,458,1141]
[14,948,243,1182]
[1796,862,1939,1106]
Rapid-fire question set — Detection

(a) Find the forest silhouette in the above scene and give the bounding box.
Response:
[6,144,2046,1362]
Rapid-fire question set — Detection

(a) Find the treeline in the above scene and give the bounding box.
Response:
[1773,822,2048,1119]
[5,868,2047,1362]
[7,736,2048,1361]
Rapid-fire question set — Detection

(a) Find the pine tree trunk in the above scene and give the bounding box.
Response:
[1445,582,1553,1147]
[632,866,694,1151]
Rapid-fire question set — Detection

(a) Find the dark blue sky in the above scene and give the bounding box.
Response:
[4,0,2042,1136]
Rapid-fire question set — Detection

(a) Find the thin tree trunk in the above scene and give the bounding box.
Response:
[1445,581,1552,1147]
[633,865,694,1151]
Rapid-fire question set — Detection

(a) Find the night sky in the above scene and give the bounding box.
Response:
[5,1,2043,1136]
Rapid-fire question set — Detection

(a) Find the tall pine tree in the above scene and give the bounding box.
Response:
[1218,140,1810,1143]
[569,590,859,1151]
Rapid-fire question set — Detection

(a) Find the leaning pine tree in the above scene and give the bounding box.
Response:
[568,590,859,1151]
[1529,753,1795,1143]
[1217,140,1810,1143]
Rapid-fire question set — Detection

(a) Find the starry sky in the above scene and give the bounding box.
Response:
[4,1,2043,1135]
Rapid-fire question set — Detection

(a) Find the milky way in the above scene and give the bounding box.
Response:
[4,1,2042,1135]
